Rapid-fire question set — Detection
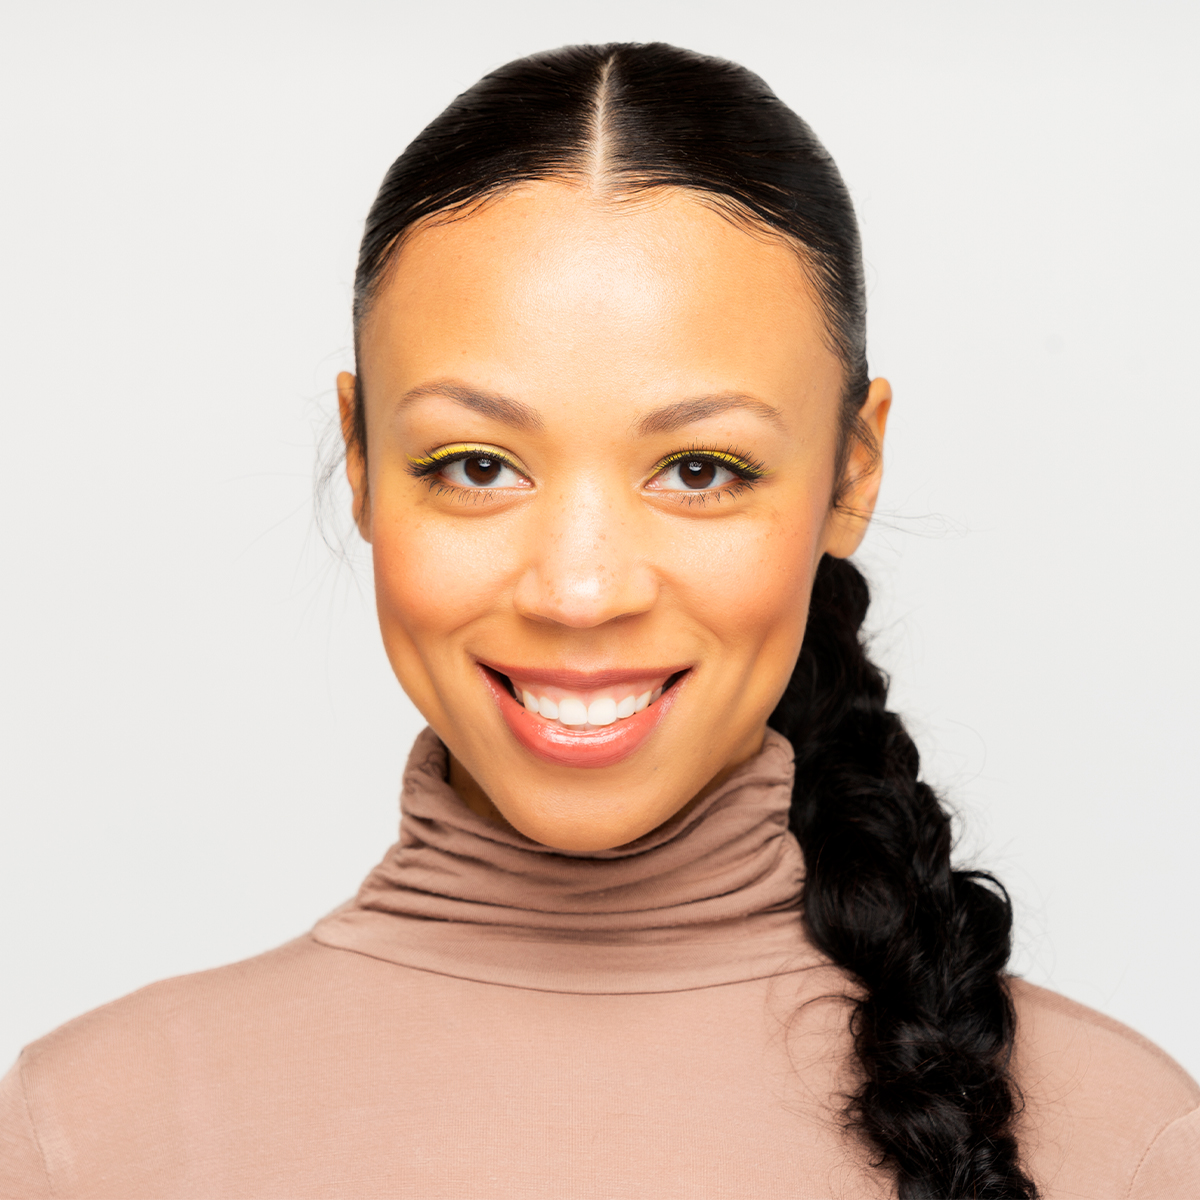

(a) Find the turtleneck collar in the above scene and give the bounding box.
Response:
[313,727,821,994]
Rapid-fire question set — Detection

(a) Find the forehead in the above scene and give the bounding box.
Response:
[359,181,840,406]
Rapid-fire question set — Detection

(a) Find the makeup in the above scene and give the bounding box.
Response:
[406,443,527,475]
[478,663,689,768]
[406,443,533,493]
[648,446,767,481]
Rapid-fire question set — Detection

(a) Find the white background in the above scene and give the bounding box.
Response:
[2,0,1197,1079]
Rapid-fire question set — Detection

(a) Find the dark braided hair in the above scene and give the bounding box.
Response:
[345,42,1037,1199]
[776,555,1033,1197]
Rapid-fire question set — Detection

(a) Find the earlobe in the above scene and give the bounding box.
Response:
[337,371,372,542]
[822,376,892,559]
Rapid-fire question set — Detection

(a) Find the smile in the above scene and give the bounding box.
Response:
[477,662,690,768]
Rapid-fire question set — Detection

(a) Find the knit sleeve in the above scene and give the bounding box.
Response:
[1129,1104,1200,1198]
[0,1057,52,1198]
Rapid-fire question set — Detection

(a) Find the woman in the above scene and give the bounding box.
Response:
[2,42,1196,1200]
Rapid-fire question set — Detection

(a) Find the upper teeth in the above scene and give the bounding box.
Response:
[514,680,667,728]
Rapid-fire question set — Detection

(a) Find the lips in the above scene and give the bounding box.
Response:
[478,663,689,768]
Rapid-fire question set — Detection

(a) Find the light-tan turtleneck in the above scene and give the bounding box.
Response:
[2,729,1197,1198]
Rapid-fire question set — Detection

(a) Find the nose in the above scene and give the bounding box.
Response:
[511,478,657,628]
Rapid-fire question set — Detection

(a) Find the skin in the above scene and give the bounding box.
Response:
[339,181,890,851]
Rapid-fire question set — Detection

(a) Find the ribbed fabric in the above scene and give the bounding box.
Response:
[2,729,1197,1198]
[315,727,818,994]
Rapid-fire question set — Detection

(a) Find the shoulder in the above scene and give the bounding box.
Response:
[1128,1105,1200,1198]
[0,1055,49,1198]
[13,931,406,1137]
[18,932,379,1081]
[4,933,413,1196]
[1009,978,1200,1197]
[1010,977,1198,1106]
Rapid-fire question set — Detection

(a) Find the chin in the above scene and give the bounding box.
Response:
[475,757,688,851]
[500,804,666,853]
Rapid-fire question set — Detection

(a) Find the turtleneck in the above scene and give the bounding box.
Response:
[6,730,1199,1200]
[313,726,822,993]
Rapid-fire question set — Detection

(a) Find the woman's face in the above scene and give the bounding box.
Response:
[342,182,889,851]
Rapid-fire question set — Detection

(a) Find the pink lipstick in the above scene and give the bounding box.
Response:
[479,663,688,768]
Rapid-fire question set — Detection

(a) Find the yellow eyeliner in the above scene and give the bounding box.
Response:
[407,443,525,473]
[651,448,769,478]
[408,443,766,484]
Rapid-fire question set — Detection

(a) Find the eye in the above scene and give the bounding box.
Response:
[650,456,740,492]
[407,444,533,491]
[440,453,526,489]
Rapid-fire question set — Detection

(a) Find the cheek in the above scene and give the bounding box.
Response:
[670,501,826,652]
[370,498,514,642]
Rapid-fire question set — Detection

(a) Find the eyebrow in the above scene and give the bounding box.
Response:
[398,380,785,436]
[635,394,787,435]
[398,380,545,431]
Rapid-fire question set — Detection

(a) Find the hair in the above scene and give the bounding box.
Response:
[343,42,1037,1199]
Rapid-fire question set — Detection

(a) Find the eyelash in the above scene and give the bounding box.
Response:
[406,444,526,480]
[406,442,768,504]
[643,445,767,506]
[650,446,767,480]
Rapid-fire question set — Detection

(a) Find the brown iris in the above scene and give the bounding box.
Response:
[464,456,502,485]
[680,459,717,488]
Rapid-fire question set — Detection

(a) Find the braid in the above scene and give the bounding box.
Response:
[770,554,1036,1198]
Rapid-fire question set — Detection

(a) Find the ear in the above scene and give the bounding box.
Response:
[822,376,892,559]
[337,371,372,542]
